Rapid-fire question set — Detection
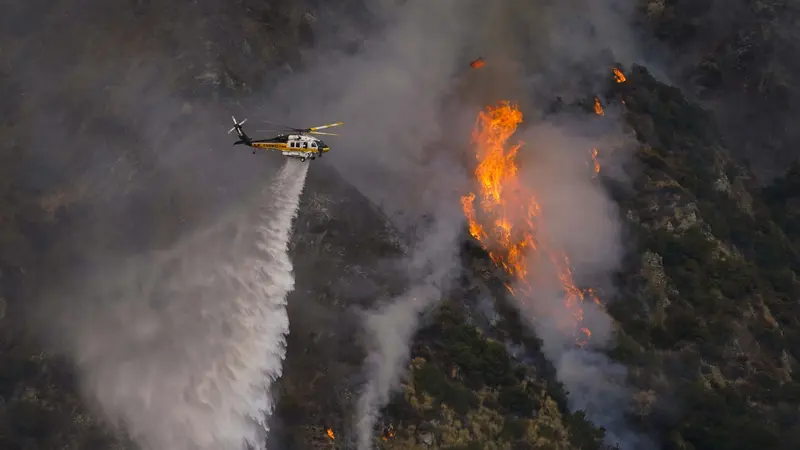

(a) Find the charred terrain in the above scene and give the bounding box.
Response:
[3,1,800,450]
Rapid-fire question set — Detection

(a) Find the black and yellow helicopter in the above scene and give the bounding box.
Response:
[227,116,342,162]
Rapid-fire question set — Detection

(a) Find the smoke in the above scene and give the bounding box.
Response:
[354,205,464,450]
[43,159,308,450]
[232,0,658,447]
[354,296,429,450]
[5,0,667,448]
[237,1,480,445]
[508,116,654,450]
[247,0,490,222]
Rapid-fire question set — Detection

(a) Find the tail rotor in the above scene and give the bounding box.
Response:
[228,116,252,147]
[228,116,248,134]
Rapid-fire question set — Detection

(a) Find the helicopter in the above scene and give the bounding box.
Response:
[227,116,342,162]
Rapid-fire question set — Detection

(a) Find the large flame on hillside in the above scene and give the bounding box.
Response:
[461,101,600,345]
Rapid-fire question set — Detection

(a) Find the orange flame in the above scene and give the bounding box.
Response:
[326,429,335,440]
[461,193,486,241]
[382,427,396,441]
[594,97,604,115]
[461,101,600,345]
[591,148,600,177]
[470,57,486,69]
[613,68,626,83]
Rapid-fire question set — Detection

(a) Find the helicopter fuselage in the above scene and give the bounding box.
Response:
[246,134,329,161]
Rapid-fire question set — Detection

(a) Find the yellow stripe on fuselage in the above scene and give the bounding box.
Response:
[252,142,288,150]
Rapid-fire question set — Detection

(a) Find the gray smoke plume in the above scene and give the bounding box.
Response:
[354,295,430,450]
[507,115,655,450]
[45,159,308,450]
[244,2,480,445]
[354,204,464,450]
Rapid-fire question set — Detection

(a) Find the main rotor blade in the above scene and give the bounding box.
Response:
[310,131,339,136]
[309,122,343,131]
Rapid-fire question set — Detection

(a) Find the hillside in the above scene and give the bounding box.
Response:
[350,64,800,450]
[3,2,800,450]
[605,65,800,449]
[763,162,800,248]
[639,0,800,177]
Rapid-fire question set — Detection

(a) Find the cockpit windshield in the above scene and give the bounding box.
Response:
[315,139,327,148]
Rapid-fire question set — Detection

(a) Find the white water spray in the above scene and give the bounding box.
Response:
[53,159,309,450]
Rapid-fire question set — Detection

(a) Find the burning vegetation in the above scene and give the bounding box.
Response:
[594,97,604,116]
[381,425,396,441]
[461,101,601,345]
[613,67,626,83]
[470,57,486,69]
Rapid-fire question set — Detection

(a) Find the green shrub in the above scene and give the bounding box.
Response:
[412,361,478,416]
[498,385,537,418]
[501,417,528,440]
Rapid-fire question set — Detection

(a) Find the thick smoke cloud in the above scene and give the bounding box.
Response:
[6,0,665,449]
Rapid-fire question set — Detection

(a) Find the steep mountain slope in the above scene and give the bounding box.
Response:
[3,2,800,450]
[267,162,409,449]
[607,65,800,449]
[763,163,800,249]
[365,64,800,450]
[639,0,800,177]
